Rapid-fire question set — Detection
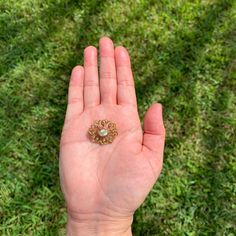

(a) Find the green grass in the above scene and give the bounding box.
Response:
[0,0,235,235]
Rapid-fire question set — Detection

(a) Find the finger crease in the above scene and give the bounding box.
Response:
[68,98,83,104]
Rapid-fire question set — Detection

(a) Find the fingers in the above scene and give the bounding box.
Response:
[65,66,84,120]
[142,103,165,174]
[99,37,117,104]
[84,46,100,108]
[115,46,137,107]
[76,38,136,111]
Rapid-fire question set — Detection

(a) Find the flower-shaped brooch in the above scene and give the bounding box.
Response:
[88,120,118,145]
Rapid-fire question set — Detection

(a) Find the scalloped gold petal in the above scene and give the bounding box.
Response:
[88,120,118,145]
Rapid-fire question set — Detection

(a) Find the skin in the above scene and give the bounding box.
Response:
[59,37,165,236]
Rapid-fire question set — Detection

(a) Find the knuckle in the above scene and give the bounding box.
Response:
[100,71,115,80]
[84,79,98,87]
[68,97,82,104]
[118,79,134,86]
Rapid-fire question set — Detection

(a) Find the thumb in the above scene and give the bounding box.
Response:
[142,103,165,153]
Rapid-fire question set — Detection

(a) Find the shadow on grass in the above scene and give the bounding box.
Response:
[0,0,82,73]
[130,0,235,235]
[191,64,236,234]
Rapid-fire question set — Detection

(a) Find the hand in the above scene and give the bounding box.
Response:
[59,37,165,236]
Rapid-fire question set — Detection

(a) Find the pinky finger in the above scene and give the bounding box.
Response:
[65,66,84,121]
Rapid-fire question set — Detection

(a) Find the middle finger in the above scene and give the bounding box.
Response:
[99,37,117,105]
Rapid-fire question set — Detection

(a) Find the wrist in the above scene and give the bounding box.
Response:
[66,212,133,236]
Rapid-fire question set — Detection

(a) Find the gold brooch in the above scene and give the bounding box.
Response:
[88,120,118,145]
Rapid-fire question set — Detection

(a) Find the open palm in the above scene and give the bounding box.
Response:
[59,37,165,229]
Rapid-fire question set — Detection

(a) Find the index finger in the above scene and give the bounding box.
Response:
[115,46,137,108]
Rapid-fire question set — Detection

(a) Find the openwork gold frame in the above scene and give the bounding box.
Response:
[88,120,118,145]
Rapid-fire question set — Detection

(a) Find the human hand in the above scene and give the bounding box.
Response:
[59,37,165,236]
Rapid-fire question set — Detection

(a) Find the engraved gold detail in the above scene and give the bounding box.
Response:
[88,120,118,145]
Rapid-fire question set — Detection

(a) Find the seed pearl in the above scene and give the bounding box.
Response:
[98,129,108,137]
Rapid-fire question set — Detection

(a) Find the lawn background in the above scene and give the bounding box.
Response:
[0,0,235,235]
